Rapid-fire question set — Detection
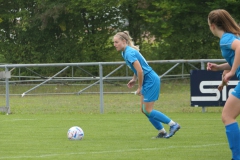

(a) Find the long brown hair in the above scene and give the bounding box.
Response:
[114,31,139,51]
[208,9,240,35]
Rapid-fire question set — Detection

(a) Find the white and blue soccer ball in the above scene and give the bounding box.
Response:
[67,126,84,140]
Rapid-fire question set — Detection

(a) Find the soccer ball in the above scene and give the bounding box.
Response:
[67,126,84,140]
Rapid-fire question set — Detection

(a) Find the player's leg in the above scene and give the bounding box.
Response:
[140,96,167,138]
[142,101,180,138]
[142,71,180,138]
[222,94,240,160]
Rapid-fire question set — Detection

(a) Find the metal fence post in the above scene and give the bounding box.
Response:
[5,67,10,114]
[99,64,104,113]
[182,63,184,79]
[201,61,206,113]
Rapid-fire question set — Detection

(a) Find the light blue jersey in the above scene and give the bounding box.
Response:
[220,33,240,99]
[121,46,152,76]
[121,45,160,102]
[220,32,240,79]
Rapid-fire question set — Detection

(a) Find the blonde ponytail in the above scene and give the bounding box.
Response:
[115,31,139,51]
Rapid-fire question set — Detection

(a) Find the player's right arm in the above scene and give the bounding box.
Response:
[207,63,231,91]
[218,70,230,91]
[127,74,137,88]
[207,62,231,71]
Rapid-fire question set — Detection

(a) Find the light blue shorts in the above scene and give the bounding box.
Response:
[141,70,160,102]
[232,82,240,99]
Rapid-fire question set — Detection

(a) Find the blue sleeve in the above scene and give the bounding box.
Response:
[220,33,236,50]
[125,50,138,64]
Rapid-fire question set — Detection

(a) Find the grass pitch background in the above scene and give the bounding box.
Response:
[0,80,234,159]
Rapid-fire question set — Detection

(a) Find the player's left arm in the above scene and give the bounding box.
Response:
[218,70,230,91]
[224,39,240,82]
[133,60,143,95]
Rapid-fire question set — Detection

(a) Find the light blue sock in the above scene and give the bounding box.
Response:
[225,122,240,160]
[148,117,163,130]
[149,110,171,124]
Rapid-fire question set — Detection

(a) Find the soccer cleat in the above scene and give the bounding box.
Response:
[165,123,180,138]
[155,132,168,138]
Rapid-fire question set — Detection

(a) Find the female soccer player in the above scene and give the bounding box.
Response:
[207,9,240,160]
[113,31,180,138]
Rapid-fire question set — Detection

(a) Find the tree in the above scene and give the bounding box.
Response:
[137,0,240,61]
[0,0,240,76]
[0,0,125,64]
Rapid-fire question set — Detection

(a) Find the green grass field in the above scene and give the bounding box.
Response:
[0,80,236,159]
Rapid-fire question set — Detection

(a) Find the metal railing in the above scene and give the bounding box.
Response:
[0,59,226,114]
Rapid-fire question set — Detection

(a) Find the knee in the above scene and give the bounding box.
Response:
[222,112,234,125]
[221,114,226,124]
[142,104,149,116]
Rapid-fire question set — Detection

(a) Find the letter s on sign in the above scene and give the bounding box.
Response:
[191,81,239,102]
[191,81,220,101]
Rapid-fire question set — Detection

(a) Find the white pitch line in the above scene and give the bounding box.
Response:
[2,119,37,121]
[0,143,227,159]
[1,118,222,122]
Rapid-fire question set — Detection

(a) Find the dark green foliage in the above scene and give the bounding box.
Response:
[0,0,239,75]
